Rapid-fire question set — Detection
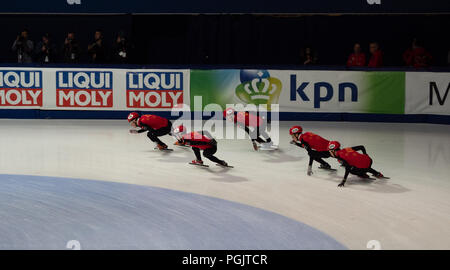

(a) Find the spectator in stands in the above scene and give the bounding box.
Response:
[300,46,318,65]
[88,30,107,63]
[11,29,34,63]
[403,38,432,68]
[62,32,81,63]
[367,42,383,67]
[111,31,132,64]
[347,43,366,67]
[35,33,56,63]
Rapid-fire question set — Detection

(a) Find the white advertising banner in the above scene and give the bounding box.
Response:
[0,68,190,111]
[405,72,450,115]
[0,68,43,108]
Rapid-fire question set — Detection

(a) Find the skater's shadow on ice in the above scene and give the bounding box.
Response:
[259,149,304,163]
[144,148,193,163]
[154,152,193,163]
[205,168,250,183]
[321,176,409,194]
[143,150,174,155]
[346,178,409,194]
[155,156,193,163]
[179,160,249,183]
[207,174,249,183]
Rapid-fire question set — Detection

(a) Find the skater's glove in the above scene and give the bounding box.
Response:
[338,181,346,187]
[129,129,138,134]
[307,166,313,176]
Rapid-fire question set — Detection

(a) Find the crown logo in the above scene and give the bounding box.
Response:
[235,70,282,108]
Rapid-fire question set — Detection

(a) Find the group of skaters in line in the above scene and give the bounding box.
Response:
[127,109,386,187]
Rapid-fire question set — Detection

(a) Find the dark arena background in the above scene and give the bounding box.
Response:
[0,0,449,264]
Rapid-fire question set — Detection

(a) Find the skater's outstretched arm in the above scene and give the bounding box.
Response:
[339,166,351,187]
[133,124,155,134]
[291,140,302,147]
[130,127,148,134]
[351,145,367,155]
[307,154,314,176]
[305,145,317,176]
[307,151,316,167]
[291,139,311,150]
[303,142,312,152]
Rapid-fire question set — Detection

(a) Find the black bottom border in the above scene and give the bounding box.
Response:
[1,250,447,269]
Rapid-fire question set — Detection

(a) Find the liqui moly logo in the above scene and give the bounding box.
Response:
[0,70,42,106]
[56,71,113,107]
[126,72,183,108]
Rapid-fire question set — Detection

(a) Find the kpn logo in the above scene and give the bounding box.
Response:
[235,70,282,108]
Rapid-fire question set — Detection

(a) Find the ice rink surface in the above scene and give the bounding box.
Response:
[0,119,449,249]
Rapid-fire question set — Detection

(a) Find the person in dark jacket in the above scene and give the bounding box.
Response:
[88,30,107,63]
[35,33,57,63]
[11,29,34,63]
[62,32,81,63]
[111,31,132,64]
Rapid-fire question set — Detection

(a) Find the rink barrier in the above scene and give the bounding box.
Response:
[0,66,449,124]
[1,109,449,124]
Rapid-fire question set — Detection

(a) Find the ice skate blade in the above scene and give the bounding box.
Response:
[154,147,173,151]
[216,164,234,168]
[319,167,337,171]
[189,162,209,167]
[258,146,278,151]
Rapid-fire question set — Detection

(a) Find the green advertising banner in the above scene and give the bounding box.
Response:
[190,69,405,114]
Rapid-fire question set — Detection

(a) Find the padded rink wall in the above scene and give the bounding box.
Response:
[0,67,449,124]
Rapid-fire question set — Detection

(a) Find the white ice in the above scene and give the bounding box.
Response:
[0,119,449,249]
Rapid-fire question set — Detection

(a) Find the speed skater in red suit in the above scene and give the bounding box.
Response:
[128,112,173,150]
[173,125,229,167]
[327,141,384,187]
[224,107,273,151]
[289,125,334,176]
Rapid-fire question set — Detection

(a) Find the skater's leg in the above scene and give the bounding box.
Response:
[258,122,271,143]
[352,167,370,178]
[367,167,382,176]
[192,147,202,161]
[365,160,382,176]
[245,126,265,143]
[147,131,165,146]
[255,137,266,143]
[315,157,330,167]
[166,121,173,135]
[310,151,330,167]
[244,126,262,150]
[259,131,271,143]
[203,146,226,164]
[149,122,172,147]
[316,151,331,168]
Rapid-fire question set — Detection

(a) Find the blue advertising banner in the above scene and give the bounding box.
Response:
[1,0,449,14]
